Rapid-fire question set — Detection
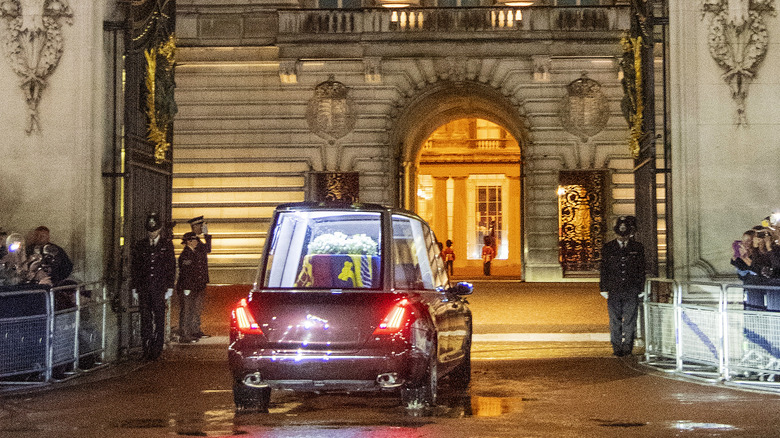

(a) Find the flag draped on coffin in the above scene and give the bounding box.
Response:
[296,254,380,288]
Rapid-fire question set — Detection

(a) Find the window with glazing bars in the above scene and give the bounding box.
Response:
[476,185,502,247]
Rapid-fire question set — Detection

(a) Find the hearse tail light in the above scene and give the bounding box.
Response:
[373,299,409,335]
[233,298,264,335]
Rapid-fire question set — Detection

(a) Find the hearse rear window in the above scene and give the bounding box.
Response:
[263,210,382,289]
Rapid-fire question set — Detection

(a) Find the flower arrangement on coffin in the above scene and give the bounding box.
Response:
[307,232,378,255]
[298,232,380,288]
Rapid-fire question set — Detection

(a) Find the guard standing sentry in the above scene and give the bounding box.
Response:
[186,216,212,339]
[131,213,176,360]
[599,215,646,357]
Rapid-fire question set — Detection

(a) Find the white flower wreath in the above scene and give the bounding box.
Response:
[308,232,378,255]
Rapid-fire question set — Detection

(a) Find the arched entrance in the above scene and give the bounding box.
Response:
[390,82,527,278]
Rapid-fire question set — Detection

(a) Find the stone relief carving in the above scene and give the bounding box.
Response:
[559,75,610,142]
[559,75,609,169]
[364,57,381,84]
[279,60,298,84]
[702,0,776,125]
[0,0,73,133]
[306,75,356,171]
[532,55,551,82]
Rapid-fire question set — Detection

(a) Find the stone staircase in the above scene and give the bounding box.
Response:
[172,57,308,284]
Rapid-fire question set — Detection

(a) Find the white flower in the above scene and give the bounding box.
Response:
[308,232,378,255]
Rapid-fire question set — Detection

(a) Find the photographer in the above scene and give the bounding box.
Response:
[26,226,73,286]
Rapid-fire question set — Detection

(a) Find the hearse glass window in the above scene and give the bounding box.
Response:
[392,215,435,290]
[422,223,448,288]
[263,210,382,289]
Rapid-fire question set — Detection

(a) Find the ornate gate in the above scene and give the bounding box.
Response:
[558,170,607,276]
[115,0,176,355]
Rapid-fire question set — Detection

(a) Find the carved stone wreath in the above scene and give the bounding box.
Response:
[702,0,776,125]
[0,0,73,133]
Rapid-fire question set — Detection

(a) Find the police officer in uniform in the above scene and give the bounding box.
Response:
[131,213,176,360]
[186,216,211,339]
[600,215,646,357]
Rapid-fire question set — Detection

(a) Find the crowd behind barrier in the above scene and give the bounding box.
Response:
[0,281,108,386]
[643,278,780,391]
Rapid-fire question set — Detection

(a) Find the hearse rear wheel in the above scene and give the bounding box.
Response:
[401,349,438,409]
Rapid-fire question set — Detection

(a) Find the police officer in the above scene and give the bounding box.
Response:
[600,215,646,357]
[186,216,211,339]
[131,213,176,360]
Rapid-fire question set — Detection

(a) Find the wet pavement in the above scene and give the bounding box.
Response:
[2,280,780,437]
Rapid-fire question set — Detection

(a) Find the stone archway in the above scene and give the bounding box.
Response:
[389,81,528,277]
[392,81,528,166]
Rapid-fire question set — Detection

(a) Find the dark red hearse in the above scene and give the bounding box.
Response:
[228,202,473,411]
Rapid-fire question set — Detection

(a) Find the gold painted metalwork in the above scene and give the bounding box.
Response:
[558,170,606,275]
[621,35,643,159]
[144,34,176,164]
[313,172,360,203]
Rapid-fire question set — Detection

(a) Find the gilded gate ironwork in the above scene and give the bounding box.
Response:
[115,0,176,355]
[624,0,659,277]
[558,170,607,275]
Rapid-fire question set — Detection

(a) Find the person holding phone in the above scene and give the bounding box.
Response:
[731,230,757,282]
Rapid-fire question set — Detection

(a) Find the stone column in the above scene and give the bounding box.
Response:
[432,176,449,241]
[508,175,522,274]
[452,176,468,268]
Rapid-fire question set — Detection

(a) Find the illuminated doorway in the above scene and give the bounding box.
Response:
[416,118,521,276]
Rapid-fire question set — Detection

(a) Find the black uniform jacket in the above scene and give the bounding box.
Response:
[599,238,646,297]
[177,245,209,292]
[131,237,176,297]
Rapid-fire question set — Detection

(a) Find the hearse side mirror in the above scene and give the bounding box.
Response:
[449,281,473,296]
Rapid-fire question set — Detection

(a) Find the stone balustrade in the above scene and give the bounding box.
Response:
[278,6,629,36]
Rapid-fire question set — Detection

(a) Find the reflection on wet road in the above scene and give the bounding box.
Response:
[3,277,780,438]
[4,349,780,438]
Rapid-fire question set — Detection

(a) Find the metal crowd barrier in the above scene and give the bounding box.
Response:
[643,278,780,391]
[0,282,107,385]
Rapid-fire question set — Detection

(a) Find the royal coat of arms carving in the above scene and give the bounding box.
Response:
[559,75,610,143]
[306,75,356,141]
